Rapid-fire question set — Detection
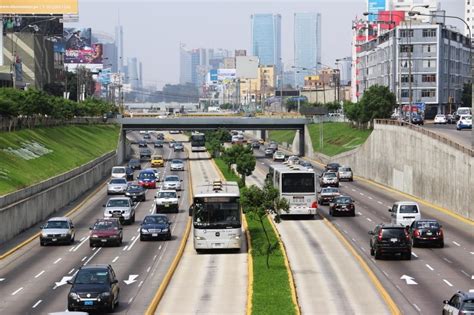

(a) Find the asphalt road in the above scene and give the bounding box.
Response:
[423,122,472,148]
[0,131,190,314]
[251,145,474,315]
[156,136,248,314]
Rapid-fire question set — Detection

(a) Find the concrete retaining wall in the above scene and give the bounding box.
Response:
[0,127,129,244]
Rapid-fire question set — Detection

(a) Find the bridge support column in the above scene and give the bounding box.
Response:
[120,129,127,164]
[260,130,266,141]
[299,128,305,157]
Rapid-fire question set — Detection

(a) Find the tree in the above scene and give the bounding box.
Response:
[461,83,472,107]
[358,85,396,123]
[235,152,256,186]
[241,182,289,268]
[221,144,243,171]
[324,101,341,113]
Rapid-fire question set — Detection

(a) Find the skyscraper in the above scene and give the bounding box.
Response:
[294,12,321,88]
[251,14,281,70]
[114,25,124,72]
[466,0,474,41]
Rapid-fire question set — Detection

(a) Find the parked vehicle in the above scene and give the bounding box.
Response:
[67,264,120,312]
[329,196,355,216]
[154,190,179,213]
[434,114,447,124]
[319,171,339,187]
[111,166,126,179]
[456,115,472,130]
[410,113,424,125]
[137,170,157,189]
[389,201,421,227]
[89,218,123,247]
[443,291,474,315]
[338,166,353,181]
[107,178,128,195]
[369,224,412,260]
[140,214,172,241]
[40,217,75,246]
[125,183,146,202]
[128,159,141,170]
[318,187,341,205]
[409,219,444,247]
[103,197,135,224]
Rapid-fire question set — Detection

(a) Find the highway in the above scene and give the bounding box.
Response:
[423,122,472,148]
[250,144,474,315]
[0,131,190,314]
[156,134,248,314]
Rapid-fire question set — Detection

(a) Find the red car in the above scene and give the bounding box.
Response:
[137,170,157,189]
[89,218,123,247]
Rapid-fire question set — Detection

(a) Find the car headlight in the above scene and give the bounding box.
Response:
[91,234,99,238]
[162,228,169,232]
[101,292,111,297]
[141,228,149,233]
[195,236,206,240]
[69,292,79,299]
[41,232,48,237]
[61,233,68,237]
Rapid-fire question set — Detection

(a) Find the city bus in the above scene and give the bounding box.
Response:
[267,164,318,217]
[190,180,242,251]
[190,132,206,152]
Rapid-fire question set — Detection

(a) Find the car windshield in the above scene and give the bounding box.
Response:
[172,160,183,164]
[112,168,125,174]
[462,115,472,120]
[462,300,474,311]
[381,228,405,238]
[282,173,315,193]
[324,173,337,178]
[158,191,176,198]
[399,205,418,213]
[415,221,439,229]
[110,179,127,184]
[129,159,139,164]
[152,155,162,160]
[139,172,156,179]
[128,185,142,190]
[44,221,69,229]
[334,197,351,204]
[165,176,179,182]
[93,221,118,230]
[107,199,129,207]
[74,269,110,285]
[322,188,339,194]
[143,216,168,224]
[340,167,351,172]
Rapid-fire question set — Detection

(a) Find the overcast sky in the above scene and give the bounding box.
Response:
[72,0,464,88]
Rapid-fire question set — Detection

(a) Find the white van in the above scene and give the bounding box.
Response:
[389,201,421,227]
[111,166,127,179]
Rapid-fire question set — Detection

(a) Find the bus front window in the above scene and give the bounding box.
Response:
[193,202,240,228]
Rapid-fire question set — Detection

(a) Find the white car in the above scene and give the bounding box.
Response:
[338,166,353,181]
[273,151,285,162]
[456,115,472,130]
[162,175,182,191]
[433,114,447,124]
[107,178,129,195]
[154,190,179,213]
[111,166,127,179]
[389,201,421,227]
[103,197,135,224]
[170,159,185,171]
[286,155,299,165]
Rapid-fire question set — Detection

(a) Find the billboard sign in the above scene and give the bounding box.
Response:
[65,43,103,64]
[236,56,259,79]
[217,69,236,81]
[209,69,218,82]
[367,0,386,22]
[0,0,78,14]
[63,28,103,65]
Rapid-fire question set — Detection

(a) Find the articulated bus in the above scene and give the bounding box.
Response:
[190,132,206,152]
[190,180,242,251]
[267,164,318,217]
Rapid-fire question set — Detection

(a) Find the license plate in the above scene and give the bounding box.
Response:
[390,238,398,243]
[101,239,107,242]
[52,238,57,242]
[165,204,169,207]
[152,233,158,237]
[84,301,93,306]
[293,197,304,203]
[426,232,432,236]
[212,243,223,248]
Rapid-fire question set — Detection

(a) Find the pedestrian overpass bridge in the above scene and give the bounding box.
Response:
[119,116,308,156]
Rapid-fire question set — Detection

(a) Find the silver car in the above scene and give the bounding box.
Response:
[107,178,129,195]
[103,197,136,224]
[170,159,185,171]
[40,217,75,246]
[338,166,353,181]
[162,175,182,191]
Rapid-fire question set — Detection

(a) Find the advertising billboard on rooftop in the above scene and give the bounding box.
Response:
[0,0,78,14]
[367,0,386,22]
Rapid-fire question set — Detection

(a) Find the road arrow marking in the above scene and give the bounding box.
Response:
[400,275,418,285]
[124,275,139,285]
[54,276,73,289]
[0,278,5,282]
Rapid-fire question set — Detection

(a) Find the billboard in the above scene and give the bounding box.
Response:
[0,0,78,14]
[65,43,103,64]
[62,28,103,65]
[367,0,386,22]
[236,56,259,79]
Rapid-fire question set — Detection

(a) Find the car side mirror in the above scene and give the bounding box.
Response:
[387,207,392,212]
[119,227,123,230]
[154,196,157,198]
[181,179,183,182]
[443,300,449,305]
[67,280,73,285]
[178,196,180,199]
[102,204,106,207]
[89,226,93,230]
[70,225,75,229]
[169,221,173,225]
[439,225,443,228]
[112,279,118,284]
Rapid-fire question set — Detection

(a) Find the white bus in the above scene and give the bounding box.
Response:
[190,132,206,152]
[190,180,242,251]
[267,164,318,216]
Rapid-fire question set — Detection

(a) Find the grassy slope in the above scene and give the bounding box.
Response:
[0,125,120,195]
[268,130,297,145]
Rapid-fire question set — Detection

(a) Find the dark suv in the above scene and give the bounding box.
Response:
[369,224,412,260]
[67,264,120,312]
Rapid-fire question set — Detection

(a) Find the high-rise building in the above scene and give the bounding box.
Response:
[114,25,124,72]
[179,44,192,85]
[127,57,139,89]
[466,0,474,41]
[294,12,322,88]
[235,49,247,57]
[251,14,282,70]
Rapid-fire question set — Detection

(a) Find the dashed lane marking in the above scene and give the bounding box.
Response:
[112,256,119,263]
[34,270,45,278]
[411,252,418,258]
[367,218,373,222]
[360,192,365,196]
[73,236,90,252]
[147,266,151,273]
[368,196,373,200]
[32,300,42,309]
[81,256,87,262]
[357,212,362,215]
[11,287,23,295]
[68,268,75,275]
[460,270,469,278]
[127,234,140,251]
[53,258,62,264]
[83,248,101,266]
[138,280,144,288]
[443,279,453,287]
[123,246,129,251]
[443,257,453,264]
[425,264,434,271]
[413,304,421,312]
[452,241,461,247]
[377,201,383,205]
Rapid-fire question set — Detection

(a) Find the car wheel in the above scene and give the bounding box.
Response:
[40,240,45,246]
[370,248,374,256]
[69,236,74,245]
[167,233,171,241]
[404,252,412,260]
[439,241,444,248]
[140,234,145,241]
[132,213,136,223]
[117,238,122,247]
[351,210,356,217]
[89,241,94,247]
[374,249,381,260]
[108,299,116,313]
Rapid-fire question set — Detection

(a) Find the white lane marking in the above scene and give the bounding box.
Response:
[357,212,362,215]
[443,279,453,287]
[366,218,373,222]
[32,300,42,309]
[0,278,5,282]
[158,245,162,250]
[54,276,73,289]
[351,238,356,242]
[443,257,453,264]
[146,266,151,273]
[452,241,461,247]
[351,188,356,192]
[368,196,373,200]
[123,246,129,251]
[153,255,157,261]
[343,229,348,234]
[124,275,139,285]
[53,258,62,264]
[425,264,434,271]
[360,246,366,251]
[127,234,140,251]
[377,201,383,205]
[413,304,421,312]
[460,270,470,278]
[81,256,87,262]
[34,270,45,278]
[112,256,119,263]
[73,236,90,252]
[83,247,102,266]
[400,275,418,285]
[471,252,474,255]
[334,222,340,227]
[382,270,389,278]
[79,236,85,242]
[411,252,418,258]
[12,287,23,295]
[360,192,365,196]
[136,228,140,232]
[69,246,76,252]
[68,268,75,275]
[131,236,136,242]
[128,297,134,304]
[138,280,144,288]
[92,247,97,251]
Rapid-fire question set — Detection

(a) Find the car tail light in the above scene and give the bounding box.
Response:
[404,230,411,241]
[377,230,383,241]
[413,229,420,237]
[438,229,443,237]
[311,201,318,209]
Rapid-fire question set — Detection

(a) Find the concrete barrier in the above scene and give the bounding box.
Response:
[0,126,129,244]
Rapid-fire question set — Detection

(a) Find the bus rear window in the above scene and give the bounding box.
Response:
[282,173,315,193]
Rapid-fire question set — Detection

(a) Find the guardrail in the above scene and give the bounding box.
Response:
[374,119,473,157]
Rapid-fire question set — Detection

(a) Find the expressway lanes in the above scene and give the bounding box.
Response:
[0,133,190,314]
[252,147,474,315]
[247,166,391,314]
[422,122,472,148]
[156,143,248,315]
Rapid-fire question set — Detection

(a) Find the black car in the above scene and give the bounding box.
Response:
[369,224,412,260]
[250,141,260,149]
[143,133,151,140]
[329,196,355,217]
[443,291,474,315]
[325,162,341,172]
[125,184,146,202]
[67,264,120,312]
[125,167,134,181]
[174,143,184,152]
[138,140,147,148]
[410,114,424,125]
[139,148,152,160]
[154,140,164,148]
[409,219,444,248]
[128,159,141,170]
[140,214,172,241]
[156,133,165,140]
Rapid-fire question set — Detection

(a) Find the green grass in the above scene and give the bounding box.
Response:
[308,122,372,156]
[268,130,296,145]
[214,157,296,315]
[0,124,120,195]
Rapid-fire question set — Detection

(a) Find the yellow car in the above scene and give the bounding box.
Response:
[151,155,164,167]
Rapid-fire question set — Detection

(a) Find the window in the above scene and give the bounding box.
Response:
[422,74,436,82]
[400,29,414,37]
[423,45,436,53]
[421,89,436,97]
[401,60,413,68]
[422,60,435,68]
[401,89,411,98]
[401,74,414,83]
[400,45,413,53]
[422,29,437,37]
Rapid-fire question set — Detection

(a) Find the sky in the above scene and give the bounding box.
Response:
[71,0,464,89]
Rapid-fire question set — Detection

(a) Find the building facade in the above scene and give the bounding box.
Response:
[239,65,276,105]
[294,12,322,87]
[466,0,474,41]
[251,14,282,71]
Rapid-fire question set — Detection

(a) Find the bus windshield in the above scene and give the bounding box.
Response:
[282,173,315,193]
[191,134,205,145]
[193,198,240,229]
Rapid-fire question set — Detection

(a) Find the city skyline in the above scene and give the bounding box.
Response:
[251,13,282,71]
